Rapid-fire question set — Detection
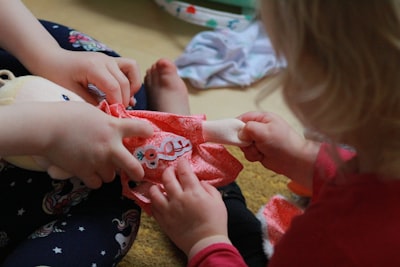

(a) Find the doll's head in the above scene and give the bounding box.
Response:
[0,69,84,173]
[0,69,84,105]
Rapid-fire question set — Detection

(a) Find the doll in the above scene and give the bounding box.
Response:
[0,69,248,213]
[0,69,85,175]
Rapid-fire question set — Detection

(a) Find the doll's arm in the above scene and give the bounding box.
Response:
[202,119,251,147]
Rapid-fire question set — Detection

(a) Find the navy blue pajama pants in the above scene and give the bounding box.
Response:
[0,20,146,267]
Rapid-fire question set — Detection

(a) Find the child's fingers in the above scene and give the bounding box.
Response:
[111,144,145,181]
[80,173,103,189]
[238,111,275,124]
[45,164,73,179]
[149,184,168,210]
[240,144,264,162]
[116,57,142,97]
[176,159,202,190]
[89,66,130,106]
[91,70,123,105]
[162,166,183,196]
[120,118,154,139]
[200,181,222,198]
[243,121,271,143]
[107,65,131,106]
[96,165,116,183]
[113,119,153,181]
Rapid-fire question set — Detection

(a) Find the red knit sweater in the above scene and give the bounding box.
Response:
[189,143,400,267]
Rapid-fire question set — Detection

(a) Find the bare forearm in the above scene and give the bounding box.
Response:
[287,139,320,190]
[0,0,60,73]
[0,103,59,157]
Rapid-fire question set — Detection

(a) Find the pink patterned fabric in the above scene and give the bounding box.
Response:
[99,101,243,214]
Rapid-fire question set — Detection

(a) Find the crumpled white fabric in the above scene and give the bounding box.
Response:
[175,20,285,89]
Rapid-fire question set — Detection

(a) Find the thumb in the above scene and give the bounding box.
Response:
[119,118,154,138]
[33,156,73,179]
[47,165,74,179]
[241,121,269,143]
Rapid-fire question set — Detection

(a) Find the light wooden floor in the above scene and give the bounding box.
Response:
[24,0,301,132]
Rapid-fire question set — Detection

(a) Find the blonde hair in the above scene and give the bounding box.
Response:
[259,0,400,148]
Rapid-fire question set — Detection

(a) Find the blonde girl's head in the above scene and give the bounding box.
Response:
[259,0,400,148]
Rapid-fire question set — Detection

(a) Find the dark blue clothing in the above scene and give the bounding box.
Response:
[0,20,146,266]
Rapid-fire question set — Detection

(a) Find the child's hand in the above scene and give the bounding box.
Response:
[0,1,140,107]
[36,50,142,107]
[238,111,319,188]
[41,101,153,188]
[149,159,231,258]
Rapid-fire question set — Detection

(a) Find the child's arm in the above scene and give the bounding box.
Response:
[0,0,141,106]
[0,101,153,188]
[0,0,60,67]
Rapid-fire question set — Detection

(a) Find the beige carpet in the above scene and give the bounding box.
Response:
[118,146,290,267]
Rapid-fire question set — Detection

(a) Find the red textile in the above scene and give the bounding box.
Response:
[99,101,243,214]
[189,143,400,267]
[188,243,247,267]
[258,195,304,257]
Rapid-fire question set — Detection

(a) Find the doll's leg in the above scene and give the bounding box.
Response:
[2,177,140,267]
[144,58,190,114]
[219,182,269,267]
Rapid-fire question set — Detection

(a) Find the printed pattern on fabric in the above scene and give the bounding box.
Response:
[42,178,91,215]
[0,160,141,266]
[135,135,193,169]
[154,0,255,31]
[68,30,113,52]
[99,101,243,214]
[112,209,141,259]
[0,19,141,267]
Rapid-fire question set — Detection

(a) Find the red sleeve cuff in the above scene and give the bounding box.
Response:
[188,243,247,267]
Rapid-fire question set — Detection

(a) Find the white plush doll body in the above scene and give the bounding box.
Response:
[0,69,85,174]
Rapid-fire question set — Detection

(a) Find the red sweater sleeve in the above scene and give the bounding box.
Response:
[312,143,356,202]
[188,243,248,267]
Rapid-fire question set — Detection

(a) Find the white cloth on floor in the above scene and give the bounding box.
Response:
[175,21,285,89]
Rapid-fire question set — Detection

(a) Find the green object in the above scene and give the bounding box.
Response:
[207,0,256,9]
[154,0,256,30]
